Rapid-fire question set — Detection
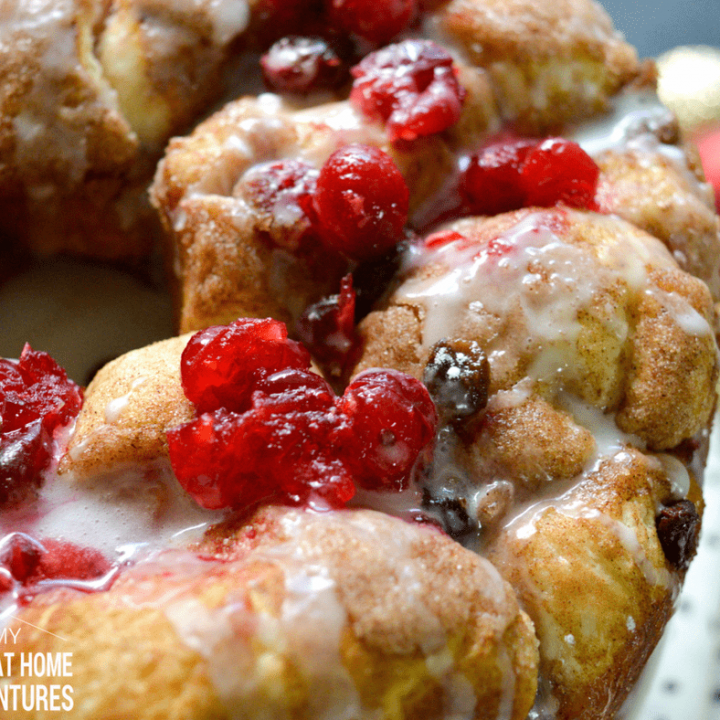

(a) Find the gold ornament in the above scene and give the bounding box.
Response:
[657,45,720,135]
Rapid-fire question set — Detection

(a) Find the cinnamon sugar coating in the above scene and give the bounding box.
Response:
[353,208,718,717]
[596,147,720,309]
[58,334,194,480]
[356,210,718,450]
[487,449,692,719]
[0,0,251,259]
[151,95,453,332]
[6,507,539,720]
[433,0,639,134]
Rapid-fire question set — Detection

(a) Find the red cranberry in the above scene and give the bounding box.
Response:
[296,274,357,374]
[0,347,82,508]
[1,346,83,435]
[350,40,466,142]
[0,533,44,582]
[310,144,409,261]
[261,36,346,94]
[521,138,600,210]
[251,368,337,414]
[236,159,318,251]
[168,411,254,510]
[461,137,599,214]
[0,422,50,507]
[325,0,416,44]
[180,318,311,414]
[462,139,535,215]
[338,369,437,490]
[35,539,113,582]
[171,320,439,511]
[0,360,25,396]
[168,406,354,510]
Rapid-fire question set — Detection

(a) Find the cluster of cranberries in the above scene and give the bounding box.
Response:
[260,0,422,94]
[461,136,600,215]
[0,346,83,507]
[242,144,410,262]
[167,318,437,510]
[351,40,467,143]
[0,532,113,602]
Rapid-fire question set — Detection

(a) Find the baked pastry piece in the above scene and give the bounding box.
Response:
[4,507,538,720]
[152,0,648,332]
[354,208,716,717]
[0,0,261,259]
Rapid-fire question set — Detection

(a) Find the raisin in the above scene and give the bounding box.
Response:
[421,487,476,542]
[656,499,701,571]
[423,339,490,424]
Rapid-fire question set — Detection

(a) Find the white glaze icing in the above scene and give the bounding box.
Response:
[104,376,148,423]
[569,90,712,200]
[0,460,223,560]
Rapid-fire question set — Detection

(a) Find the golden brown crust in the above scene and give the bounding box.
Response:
[487,449,680,719]
[3,602,228,720]
[597,147,720,307]
[435,0,639,132]
[58,334,194,479]
[352,209,717,716]
[7,508,539,720]
[617,268,718,448]
[466,397,596,493]
[151,95,455,332]
[0,0,249,260]
[355,209,718,451]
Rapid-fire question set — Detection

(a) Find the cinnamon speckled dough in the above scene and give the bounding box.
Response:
[5,507,539,720]
[432,0,639,134]
[355,209,718,450]
[353,208,718,718]
[596,147,720,307]
[486,448,694,720]
[466,396,596,494]
[58,334,194,480]
[151,95,454,333]
[0,0,251,258]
